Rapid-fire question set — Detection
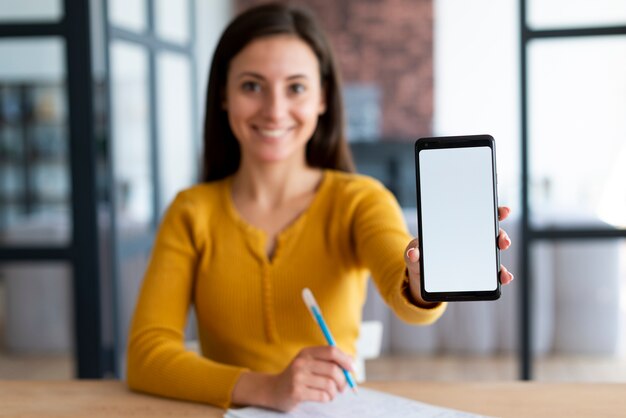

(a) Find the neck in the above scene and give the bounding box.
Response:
[232,157,323,209]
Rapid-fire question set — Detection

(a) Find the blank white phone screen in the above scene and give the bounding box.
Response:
[419,146,498,292]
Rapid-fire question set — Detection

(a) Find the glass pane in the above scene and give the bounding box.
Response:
[108,0,146,33]
[156,52,195,213]
[110,41,153,230]
[0,0,62,22]
[116,248,151,374]
[344,83,382,142]
[0,39,65,82]
[0,39,71,246]
[533,239,626,381]
[0,262,74,378]
[528,0,626,29]
[155,0,190,44]
[528,36,626,228]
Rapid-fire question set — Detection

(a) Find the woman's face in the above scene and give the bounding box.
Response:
[224,34,326,166]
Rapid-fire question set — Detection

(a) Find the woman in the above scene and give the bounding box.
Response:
[126,2,514,411]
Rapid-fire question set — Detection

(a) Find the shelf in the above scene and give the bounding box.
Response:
[1,81,70,225]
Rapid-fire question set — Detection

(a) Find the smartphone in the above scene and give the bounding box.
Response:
[414,134,501,302]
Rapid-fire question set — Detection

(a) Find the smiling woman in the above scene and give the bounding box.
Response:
[125,2,513,413]
[201,3,352,182]
[224,34,326,165]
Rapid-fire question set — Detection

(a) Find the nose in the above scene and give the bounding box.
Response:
[263,88,288,121]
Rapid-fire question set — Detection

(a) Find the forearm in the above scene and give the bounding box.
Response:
[127,329,246,408]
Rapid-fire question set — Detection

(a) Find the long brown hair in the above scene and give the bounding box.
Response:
[201,2,354,182]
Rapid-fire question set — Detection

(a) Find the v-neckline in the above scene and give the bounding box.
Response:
[223,170,330,265]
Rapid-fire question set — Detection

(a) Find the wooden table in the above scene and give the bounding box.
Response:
[1,380,624,417]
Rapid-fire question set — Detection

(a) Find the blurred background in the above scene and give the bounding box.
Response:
[0,0,625,383]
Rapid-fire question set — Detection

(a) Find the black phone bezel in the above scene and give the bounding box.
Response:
[414,134,501,302]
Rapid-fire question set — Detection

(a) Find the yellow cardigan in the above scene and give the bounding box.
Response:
[126,170,446,408]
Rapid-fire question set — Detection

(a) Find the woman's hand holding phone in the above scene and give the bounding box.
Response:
[403,205,515,307]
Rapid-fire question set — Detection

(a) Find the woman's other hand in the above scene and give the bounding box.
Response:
[231,346,354,412]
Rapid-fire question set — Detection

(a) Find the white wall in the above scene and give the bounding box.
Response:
[433,0,520,210]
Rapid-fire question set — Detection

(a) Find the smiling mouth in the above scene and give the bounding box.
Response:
[256,127,291,138]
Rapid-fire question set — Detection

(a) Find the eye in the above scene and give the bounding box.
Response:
[289,83,306,94]
[241,81,261,93]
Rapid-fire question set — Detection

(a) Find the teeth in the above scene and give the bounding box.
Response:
[258,128,288,138]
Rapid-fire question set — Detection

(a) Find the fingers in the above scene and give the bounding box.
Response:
[498,227,512,250]
[297,386,336,404]
[309,359,347,392]
[498,206,511,221]
[500,264,514,285]
[496,220,514,285]
[270,346,355,411]
[300,346,354,374]
[286,347,352,404]
[301,373,340,399]
[306,360,347,395]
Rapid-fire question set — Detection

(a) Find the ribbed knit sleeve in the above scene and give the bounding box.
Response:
[351,179,447,324]
[126,189,247,408]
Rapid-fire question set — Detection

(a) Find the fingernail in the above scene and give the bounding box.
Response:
[509,273,515,282]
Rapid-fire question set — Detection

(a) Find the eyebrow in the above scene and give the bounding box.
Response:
[236,71,309,81]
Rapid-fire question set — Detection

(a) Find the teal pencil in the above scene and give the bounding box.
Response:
[302,288,358,394]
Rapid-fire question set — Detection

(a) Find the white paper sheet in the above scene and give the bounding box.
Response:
[224,387,491,418]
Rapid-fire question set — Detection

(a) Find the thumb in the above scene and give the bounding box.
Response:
[406,247,419,263]
[404,239,420,275]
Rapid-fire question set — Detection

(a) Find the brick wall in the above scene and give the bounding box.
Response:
[235,0,433,140]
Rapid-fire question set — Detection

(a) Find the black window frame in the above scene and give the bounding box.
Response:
[518,0,626,380]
